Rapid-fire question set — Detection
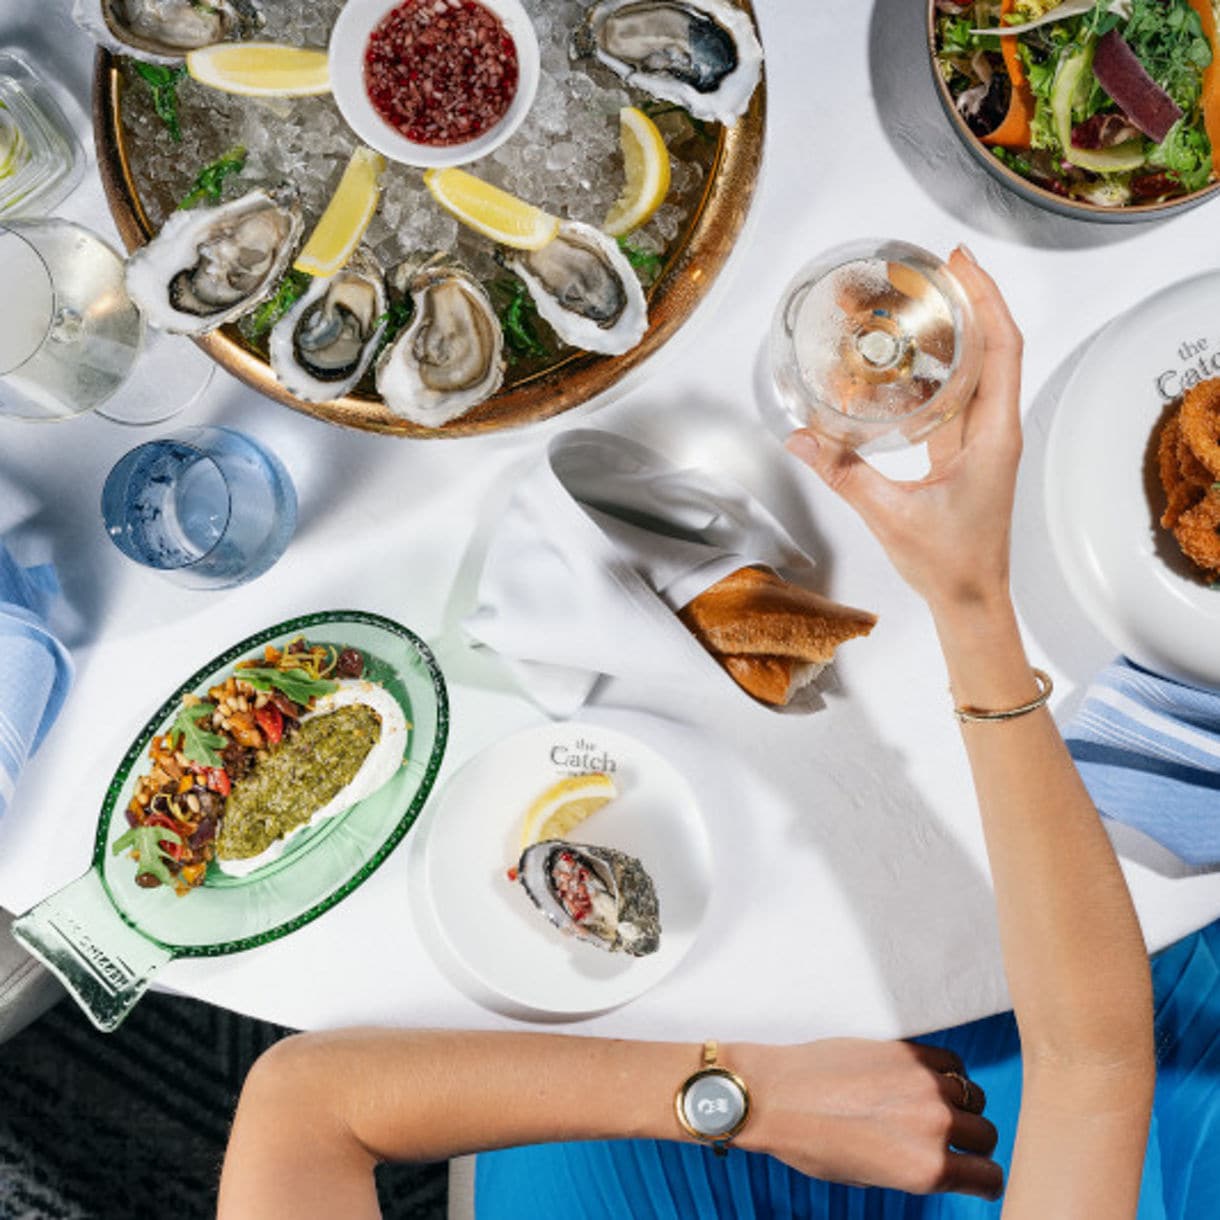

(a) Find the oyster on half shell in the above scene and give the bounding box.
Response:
[270,249,387,403]
[73,0,262,65]
[375,260,504,427]
[517,840,661,957]
[572,0,763,125]
[126,189,303,336]
[503,220,647,357]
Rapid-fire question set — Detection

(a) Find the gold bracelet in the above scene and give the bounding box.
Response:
[953,668,1053,723]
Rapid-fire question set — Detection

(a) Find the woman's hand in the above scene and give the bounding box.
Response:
[734,1038,1004,1200]
[785,248,1023,619]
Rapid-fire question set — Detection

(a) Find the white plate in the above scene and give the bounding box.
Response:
[1045,272,1220,691]
[407,722,712,1017]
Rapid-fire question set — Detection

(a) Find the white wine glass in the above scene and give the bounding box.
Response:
[0,218,213,425]
[767,239,983,453]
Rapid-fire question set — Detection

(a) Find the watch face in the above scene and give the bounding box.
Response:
[681,1069,747,1139]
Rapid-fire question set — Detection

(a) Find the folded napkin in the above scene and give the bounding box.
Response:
[1064,659,1220,867]
[0,542,72,819]
[463,429,825,716]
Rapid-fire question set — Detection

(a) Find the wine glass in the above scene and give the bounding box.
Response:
[0,218,213,425]
[767,240,983,453]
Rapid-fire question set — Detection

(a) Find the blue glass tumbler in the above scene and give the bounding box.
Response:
[101,426,297,589]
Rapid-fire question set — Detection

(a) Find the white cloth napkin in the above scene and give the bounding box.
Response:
[463,429,820,716]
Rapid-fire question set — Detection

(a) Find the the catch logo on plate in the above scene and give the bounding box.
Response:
[1155,332,1220,402]
[549,735,619,776]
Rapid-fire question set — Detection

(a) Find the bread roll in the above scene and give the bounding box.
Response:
[679,566,877,706]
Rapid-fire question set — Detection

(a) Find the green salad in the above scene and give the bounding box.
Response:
[935,0,1220,206]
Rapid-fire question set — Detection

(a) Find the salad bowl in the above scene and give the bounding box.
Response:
[12,611,448,1031]
[927,0,1220,221]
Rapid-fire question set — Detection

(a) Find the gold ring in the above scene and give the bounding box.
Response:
[942,1069,975,1111]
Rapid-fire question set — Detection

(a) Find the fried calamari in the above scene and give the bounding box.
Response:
[1156,383,1220,577]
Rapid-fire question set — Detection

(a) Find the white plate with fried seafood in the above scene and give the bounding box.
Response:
[1045,272,1220,692]
[407,721,712,1017]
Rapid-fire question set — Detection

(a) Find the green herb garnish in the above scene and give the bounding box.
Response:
[177,146,248,210]
[373,295,415,359]
[616,236,663,280]
[491,276,548,360]
[131,62,188,143]
[240,269,312,340]
[112,824,184,887]
[239,667,339,706]
[167,703,228,768]
[1123,0,1211,112]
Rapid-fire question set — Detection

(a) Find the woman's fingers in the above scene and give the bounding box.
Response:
[935,1069,987,1115]
[937,1150,1005,1201]
[949,1110,999,1156]
[785,429,895,521]
[947,247,1023,448]
[908,1042,964,1075]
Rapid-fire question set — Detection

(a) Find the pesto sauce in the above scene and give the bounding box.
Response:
[216,705,382,860]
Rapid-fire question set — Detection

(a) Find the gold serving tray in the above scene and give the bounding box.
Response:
[93,41,765,439]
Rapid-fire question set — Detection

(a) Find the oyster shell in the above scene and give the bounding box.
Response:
[572,0,762,125]
[73,0,262,65]
[503,221,647,356]
[375,260,504,427]
[126,189,303,336]
[270,249,387,403]
[517,840,661,957]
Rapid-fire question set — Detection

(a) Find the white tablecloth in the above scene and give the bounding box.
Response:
[2,0,1219,1042]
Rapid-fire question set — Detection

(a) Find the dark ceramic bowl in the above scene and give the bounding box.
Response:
[925,0,1220,222]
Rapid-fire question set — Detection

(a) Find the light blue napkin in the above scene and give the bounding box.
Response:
[1064,659,1220,868]
[0,542,72,820]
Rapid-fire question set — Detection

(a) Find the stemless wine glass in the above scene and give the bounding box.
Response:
[768,240,983,453]
[0,219,212,425]
[101,426,298,589]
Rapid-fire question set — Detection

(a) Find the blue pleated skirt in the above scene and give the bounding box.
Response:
[475,921,1220,1218]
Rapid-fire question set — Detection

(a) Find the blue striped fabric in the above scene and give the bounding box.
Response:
[0,542,71,820]
[475,921,1220,1218]
[1063,659,1220,866]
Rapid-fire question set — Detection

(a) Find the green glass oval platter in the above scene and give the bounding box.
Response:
[12,610,448,1031]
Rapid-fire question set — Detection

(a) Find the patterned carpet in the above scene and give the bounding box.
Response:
[0,992,448,1220]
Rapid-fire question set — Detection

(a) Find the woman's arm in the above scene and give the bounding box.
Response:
[787,248,1154,1219]
[218,1030,1000,1220]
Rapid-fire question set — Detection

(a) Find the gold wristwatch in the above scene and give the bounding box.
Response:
[674,1040,750,1155]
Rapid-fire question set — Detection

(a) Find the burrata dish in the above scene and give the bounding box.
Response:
[113,638,409,894]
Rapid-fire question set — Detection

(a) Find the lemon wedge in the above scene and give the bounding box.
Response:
[603,107,671,238]
[294,146,386,277]
[424,168,559,250]
[517,772,617,855]
[186,44,331,97]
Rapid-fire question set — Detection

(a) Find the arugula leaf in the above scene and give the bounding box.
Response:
[239,269,312,340]
[490,277,549,360]
[238,667,338,705]
[131,61,188,143]
[177,146,248,210]
[616,236,663,280]
[112,824,183,887]
[167,702,227,768]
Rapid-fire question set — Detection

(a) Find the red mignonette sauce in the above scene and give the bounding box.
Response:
[364,0,519,147]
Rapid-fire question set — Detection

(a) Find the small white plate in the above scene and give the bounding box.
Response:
[407,722,713,1016]
[1045,271,1220,691]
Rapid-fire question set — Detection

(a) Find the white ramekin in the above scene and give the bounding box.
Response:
[329,0,540,169]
